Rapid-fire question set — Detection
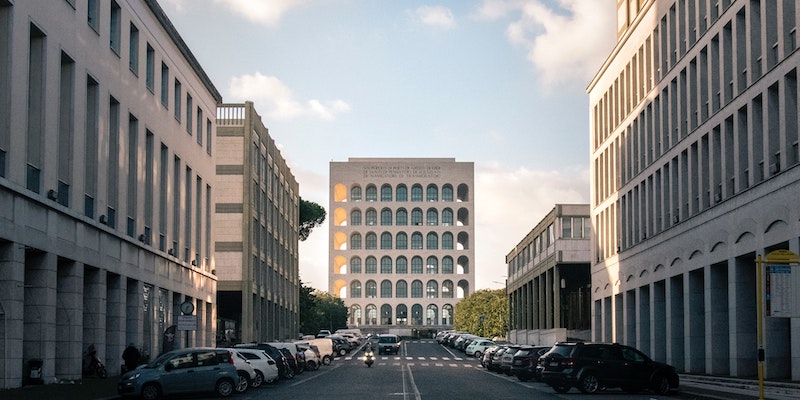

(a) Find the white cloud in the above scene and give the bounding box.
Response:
[477,0,616,90]
[229,72,351,121]
[412,5,456,29]
[212,0,307,26]
[473,162,589,289]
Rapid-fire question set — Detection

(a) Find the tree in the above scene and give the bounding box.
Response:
[299,198,326,241]
[298,281,348,335]
[453,289,508,338]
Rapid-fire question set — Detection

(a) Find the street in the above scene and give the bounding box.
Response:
[220,340,679,400]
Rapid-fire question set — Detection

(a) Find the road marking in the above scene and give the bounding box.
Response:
[403,363,422,400]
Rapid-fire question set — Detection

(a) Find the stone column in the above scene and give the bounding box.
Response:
[105,273,125,376]
[23,250,57,384]
[82,266,107,368]
[55,259,83,380]
[0,242,25,389]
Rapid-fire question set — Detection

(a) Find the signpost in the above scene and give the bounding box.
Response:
[179,301,196,349]
[755,250,799,400]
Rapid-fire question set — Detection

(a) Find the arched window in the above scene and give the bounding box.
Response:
[411,232,423,249]
[365,256,377,273]
[395,256,408,274]
[426,256,438,274]
[351,186,362,201]
[426,280,438,298]
[426,184,438,202]
[396,304,408,325]
[426,304,438,325]
[366,304,377,325]
[442,256,454,274]
[380,256,392,273]
[380,280,392,298]
[426,208,438,225]
[365,184,377,201]
[350,304,362,326]
[351,209,362,226]
[411,280,423,298]
[411,304,423,325]
[396,208,408,225]
[457,184,469,201]
[365,280,377,298]
[396,184,408,201]
[442,280,454,298]
[381,304,392,325]
[457,232,469,250]
[395,232,408,249]
[411,184,423,201]
[365,209,377,226]
[411,256,423,274]
[365,232,377,249]
[381,184,392,201]
[381,232,392,249]
[396,280,408,298]
[442,184,453,201]
[441,208,453,226]
[442,304,453,325]
[411,208,423,226]
[350,233,362,250]
[441,232,454,249]
[380,208,392,225]
[426,232,438,249]
[351,257,362,273]
[350,281,362,298]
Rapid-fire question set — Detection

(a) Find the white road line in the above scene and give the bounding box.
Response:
[404,364,422,400]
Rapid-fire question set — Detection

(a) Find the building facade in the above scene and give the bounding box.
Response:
[214,102,300,343]
[329,158,474,333]
[589,0,800,379]
[0,0,220,388]
[506,204,592,345]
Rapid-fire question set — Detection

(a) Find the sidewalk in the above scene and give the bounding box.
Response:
[0,377,119,400]
[677,374,800,400]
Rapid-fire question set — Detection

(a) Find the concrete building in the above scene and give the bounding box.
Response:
[589,0,800,379]
[506,204,591,345]
[329,158,474,334]
[0,0,221,388]
[214,102,300,343]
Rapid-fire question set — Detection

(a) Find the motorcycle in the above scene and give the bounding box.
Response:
[82,345,108,378]
[364,348,375,367]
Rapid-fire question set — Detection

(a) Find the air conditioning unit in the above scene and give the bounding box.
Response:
[99,215,107,224]
[714,192,722,203]
[769,163,780,174]
[168,248,175,256]
[47,189,58,200]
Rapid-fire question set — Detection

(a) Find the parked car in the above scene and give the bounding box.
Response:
[316,329,332,338]
[327,335,351,356]
[234,343,293,380]
[227,349,258,393]
[234,348,279,386]
[465,339,495,358]
[296,338,334,365]
[510,346,551,381]
[498,345,523,375]
[481,345,500,368]
[268,342,305,374]
[377,334,402,355]
[537,342,679,394]
[487,345,510,372]
[118,347,238,400]
[297,343,321,370]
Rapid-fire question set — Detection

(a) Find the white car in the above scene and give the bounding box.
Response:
[465,339,495,358]
[297,344,321,370]
[226,349,258,393]
[234,348,280,385]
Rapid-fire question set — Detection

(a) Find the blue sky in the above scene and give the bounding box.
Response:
[160,0,617,291]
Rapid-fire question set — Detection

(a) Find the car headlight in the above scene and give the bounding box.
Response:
[127,372,141,380]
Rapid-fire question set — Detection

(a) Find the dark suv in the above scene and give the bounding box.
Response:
[536,342,679,395]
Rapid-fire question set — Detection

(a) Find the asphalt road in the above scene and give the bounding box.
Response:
[221,339,681,400]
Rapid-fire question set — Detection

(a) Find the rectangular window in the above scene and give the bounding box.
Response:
[174,79,182,121]
[145,44,154,91]
[87,0,98,31]
[129,23,139,74]
[184,166,192,261]
[160,62,169,107]
[562,216,572,238]
[206,118,212,154]
[128,114,139,237]
[0,4,11,177]
[172,156,181,255]
[205,184,211,265]
[196,108,203,145]
[186,93,192,133]
[27,24,46,194]
[110,1,121,54]
[58,52,75,205]
[85,76,99,214]
[159,144,169,250]
[108,96,120,212]
[144,131,154,244]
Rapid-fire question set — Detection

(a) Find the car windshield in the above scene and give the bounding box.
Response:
[146,352,177,368]
[546,344,576,358]
[379,336,397,343]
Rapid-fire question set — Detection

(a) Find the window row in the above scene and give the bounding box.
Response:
[349,303,454,326]
[347,279,467,299]
[341,232,471,251]
[334,183,471,203]
[340,207,470,227]
[334,255,472,275]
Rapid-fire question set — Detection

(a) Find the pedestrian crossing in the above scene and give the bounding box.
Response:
[338,355,467,361]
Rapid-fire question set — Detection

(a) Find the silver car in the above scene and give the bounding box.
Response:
[118,347,238,400]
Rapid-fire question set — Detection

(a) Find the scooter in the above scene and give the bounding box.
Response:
[364,349,375,367]
[82,345,108,378]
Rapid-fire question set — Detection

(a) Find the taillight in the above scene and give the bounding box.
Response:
[561,358,575,368]
[227,351,235,365]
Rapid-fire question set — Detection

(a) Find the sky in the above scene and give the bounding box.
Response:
[159,0,617,291]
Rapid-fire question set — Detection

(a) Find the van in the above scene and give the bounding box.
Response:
[295,338,334,365]
[377,334,401,355]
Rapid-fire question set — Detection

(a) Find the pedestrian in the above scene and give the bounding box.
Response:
[122,343,141,373]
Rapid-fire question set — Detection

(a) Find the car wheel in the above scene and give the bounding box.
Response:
[650,374,671,395]
[322,355,332,365]
[552,384,570,393]
[283,367,295,379]
[305,360,317,371]
[235,371,249,393]
[339,348,347,356]
[474,351,482,359]
[518,374,531,382]
[251,371,264,388]
[141,383,160,400]
[215,379,234,397]
[578,372,600,394]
